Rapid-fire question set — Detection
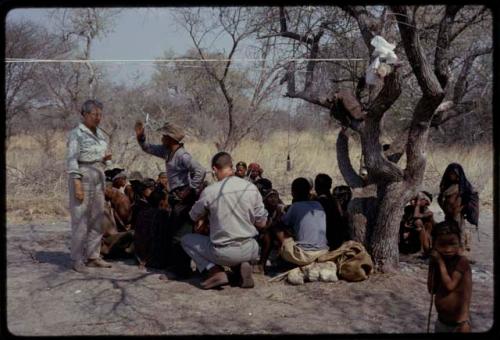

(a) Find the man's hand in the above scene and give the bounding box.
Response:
[194,218,209,235]
[74,179,84,202]
[135,120,145,139]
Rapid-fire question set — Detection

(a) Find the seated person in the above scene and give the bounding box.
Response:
[314,174,338,250]
[332,185,352,247]
[104,179,132,231]
[155,172,170,211]
[101,180,134,259]
[147,187,170,269]
[131,178,157,269]
[156,171,168,190]
[126,171,144,204]
[112,171,128,194]
[235,161,247,179]
[104,167,128,194]
[255,178,273,197]
[181,152,268,289]
[276,177,329,267]
[399,191,435,256]
[246,162,263,183]
[255,189,286,274]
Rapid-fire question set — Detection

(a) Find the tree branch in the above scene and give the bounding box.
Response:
[340,6,377,53]
[434,5,462,89]
[336,130,365,188]
[277,7,316,45]
[391,5,445,99]
[367,70,402,121]
[453,46,492,103]
[449,7,488,42]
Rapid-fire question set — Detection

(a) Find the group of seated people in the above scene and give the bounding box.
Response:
[232,161,353,274]
[100,157,478,290]
[101,168,172,270]
[99,159,354,284]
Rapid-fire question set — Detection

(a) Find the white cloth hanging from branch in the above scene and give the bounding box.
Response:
[365,35,399,86]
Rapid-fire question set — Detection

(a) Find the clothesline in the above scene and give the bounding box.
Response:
[5,57,367,63]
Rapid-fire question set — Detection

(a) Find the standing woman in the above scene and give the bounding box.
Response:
[438,163,479,253]
[67,99,113,273]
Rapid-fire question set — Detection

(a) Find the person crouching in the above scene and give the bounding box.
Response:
[181,152,268,289]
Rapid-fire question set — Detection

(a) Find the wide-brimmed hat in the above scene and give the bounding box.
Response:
[157,122,185,142]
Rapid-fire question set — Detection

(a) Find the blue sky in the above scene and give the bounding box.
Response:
[6,8,236,84]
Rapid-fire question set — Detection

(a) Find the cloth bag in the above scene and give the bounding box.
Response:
[318,240,374,282]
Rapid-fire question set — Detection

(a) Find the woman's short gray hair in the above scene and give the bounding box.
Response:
[81,99,103,115]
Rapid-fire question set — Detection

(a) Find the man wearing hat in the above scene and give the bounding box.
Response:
[135,120,206,277]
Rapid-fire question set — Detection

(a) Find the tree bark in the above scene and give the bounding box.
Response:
[369,182,413,272]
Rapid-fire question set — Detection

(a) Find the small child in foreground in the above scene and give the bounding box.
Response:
[428,220,472,333]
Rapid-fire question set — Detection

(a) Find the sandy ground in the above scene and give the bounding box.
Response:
[6,207,494,335]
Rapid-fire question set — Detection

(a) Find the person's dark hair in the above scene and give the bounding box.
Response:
[255,178,273,196]
[148,185,167,208]
[291,177,311,202]
[314,173,332,195]
[142,178,156,189]
[212,152,232,169]
[104,168,124,182]
[131,181,145,196]
[431,219,461,243]
[333,185,353,210]
[81,99,103,115]
[421,190,433,202]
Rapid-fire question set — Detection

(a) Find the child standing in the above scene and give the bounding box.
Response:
[428,220,472,332]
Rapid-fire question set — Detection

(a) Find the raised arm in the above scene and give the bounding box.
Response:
[135,120,168,159]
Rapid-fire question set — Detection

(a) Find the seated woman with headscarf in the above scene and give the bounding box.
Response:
[246,163,263,184]
[399,191,435,256]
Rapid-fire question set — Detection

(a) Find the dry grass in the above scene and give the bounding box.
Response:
[6,129,494,223]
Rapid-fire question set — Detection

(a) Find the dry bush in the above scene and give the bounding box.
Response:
[6,129,493,223]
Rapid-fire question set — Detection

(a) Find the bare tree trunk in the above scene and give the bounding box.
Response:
[369,182,413,272]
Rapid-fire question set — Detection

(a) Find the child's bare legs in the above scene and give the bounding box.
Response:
[255,231,272,274]
[275,229,289,247]
[415,219,431,254]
